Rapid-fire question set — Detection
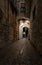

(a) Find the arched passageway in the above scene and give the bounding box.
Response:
[19,19,30,39]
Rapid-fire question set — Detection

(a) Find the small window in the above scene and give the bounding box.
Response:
[21,3,25,7]
[20,2,26,13]
[20,7,26,13]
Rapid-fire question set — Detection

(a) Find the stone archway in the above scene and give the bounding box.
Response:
[19,19,30,39]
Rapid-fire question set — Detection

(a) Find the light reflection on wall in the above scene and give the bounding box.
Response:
[19,19,30,39]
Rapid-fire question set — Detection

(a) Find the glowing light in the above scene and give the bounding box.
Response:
[20,23,24,27]
[20,20,23,24]
[19,19,30,28]
[20,20,24,27]
[25,20,30,24]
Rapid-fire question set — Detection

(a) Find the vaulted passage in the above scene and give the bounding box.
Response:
[19,19,30,39]
[0,0,42,65]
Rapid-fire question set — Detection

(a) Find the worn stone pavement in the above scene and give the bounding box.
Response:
[0,38,42,65]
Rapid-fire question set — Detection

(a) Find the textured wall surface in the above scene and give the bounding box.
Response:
[0,0,42,55]
[30,0,42,55]
[0,0,18,48]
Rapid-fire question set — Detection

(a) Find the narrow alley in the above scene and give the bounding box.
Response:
[0,0,42,65]
[0,38,41,65]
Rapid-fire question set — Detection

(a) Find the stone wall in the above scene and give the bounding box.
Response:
[0,0,18,48]
[30,0,42,55]
[26,0,33,18]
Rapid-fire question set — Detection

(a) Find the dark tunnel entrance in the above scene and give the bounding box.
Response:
[23,27,28,38]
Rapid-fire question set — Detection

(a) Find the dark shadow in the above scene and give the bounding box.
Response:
[23,27,28,38]
[9,0,17,15]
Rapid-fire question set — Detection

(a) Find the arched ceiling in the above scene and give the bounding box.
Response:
[9,0,33,17]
